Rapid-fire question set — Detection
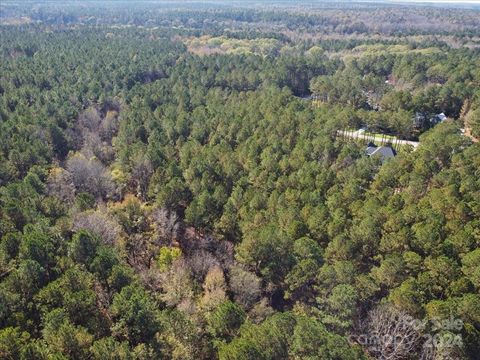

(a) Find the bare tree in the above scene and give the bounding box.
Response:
[75,106,119,161]
[159,259,195,308]
[248,298,274,324]
[357,304,423,360]
[130,155,153,201]
[78,107,102,133]
[179,231,234,267]
[420,330,466,360]
[151,207,181,244]
[122,233,151,270]
[47,167,75,204]
[228,264,261,310]
[212,239,234,267]
[94,280,112,325]
[72,209,121,245]
[66,152,115,199]
[187,250,220,283]
[82,131,115,164]
[100,109,120,143]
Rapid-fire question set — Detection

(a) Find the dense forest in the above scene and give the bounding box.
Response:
[1,1,480,359]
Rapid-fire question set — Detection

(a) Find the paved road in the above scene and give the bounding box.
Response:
[337,129,420,148]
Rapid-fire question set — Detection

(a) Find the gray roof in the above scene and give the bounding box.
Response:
[366,145,378,156]
[437,113,447,121]
[366,144,396,162]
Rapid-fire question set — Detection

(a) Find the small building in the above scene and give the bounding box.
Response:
[437,113,447,121]
[366,142,396,163]
[431,112,447,124]
[413,112,428,128]
[413,112,447,129]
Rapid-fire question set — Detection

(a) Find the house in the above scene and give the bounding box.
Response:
[437,113,447,121]
[413,112,428,128]
[430,112,447,124]
[366,142,396,163]
[413,112,447,129]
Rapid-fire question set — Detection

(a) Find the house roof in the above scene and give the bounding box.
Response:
[437,113,447,121]
[366,144,396,162]
[366,145,378,156]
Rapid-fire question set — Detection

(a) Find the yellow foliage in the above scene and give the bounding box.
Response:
[110,165,126,183]
[157,246,182,272]
[183,35,281,57]
[199,265,227,311]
